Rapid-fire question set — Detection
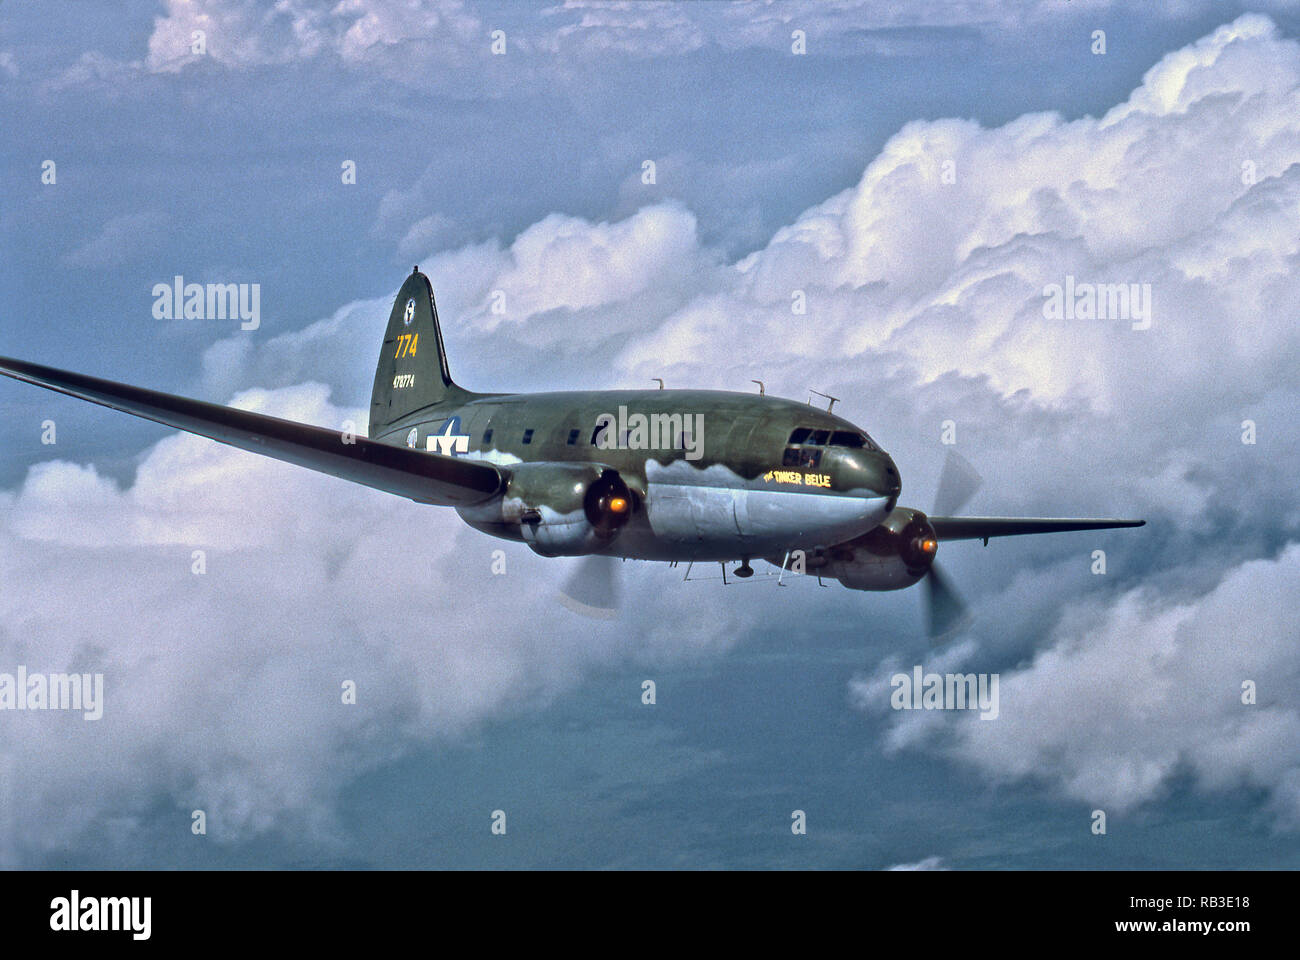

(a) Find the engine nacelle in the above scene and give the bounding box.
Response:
[801,506,939,591]
[458,461,635,557]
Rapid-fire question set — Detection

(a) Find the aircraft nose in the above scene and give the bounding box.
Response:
[839,450,900,502]
[866,451,901,499]
[880,455,902,499]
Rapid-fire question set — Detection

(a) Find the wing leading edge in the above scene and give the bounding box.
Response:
[928,516,1146,541]
[0,356,503,507]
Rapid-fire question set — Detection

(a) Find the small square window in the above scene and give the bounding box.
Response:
[483,428,493,444]
[782,447,801,467]
[522,429,534,444]
[567,429,579,445]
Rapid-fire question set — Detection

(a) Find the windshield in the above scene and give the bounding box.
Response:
[787,427,879,451]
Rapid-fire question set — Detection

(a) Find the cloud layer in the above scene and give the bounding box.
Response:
[201,12,1300,831]
[4,12,1300,860]
[0,385,740,859]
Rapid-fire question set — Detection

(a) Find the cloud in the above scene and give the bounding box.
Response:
[207,12,1300,567]
[23,0,1299,105]
[198,296,392,404]
[872,545,1300,827]
[143,0,1014,72]
[46,51,142,94]
[200,203,717,401]
[128,0,1285,77]
[143,0,481,73]
[613,14,1300,406]
[474,205,705,326]
[8,12,1300,858]
[0,383,742,859]
[534,1,1300,59]
[397,213,457,260]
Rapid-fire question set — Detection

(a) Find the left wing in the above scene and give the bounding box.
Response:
[928,517,1146,542]
[0,355,504,507]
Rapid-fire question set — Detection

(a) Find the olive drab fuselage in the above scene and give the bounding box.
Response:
[371,386,903,562]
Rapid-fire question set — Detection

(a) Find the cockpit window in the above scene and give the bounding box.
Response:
[789,426,880,452]
[783,447,821,469]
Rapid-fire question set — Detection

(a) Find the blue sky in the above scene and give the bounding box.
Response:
[2,0,1300,867]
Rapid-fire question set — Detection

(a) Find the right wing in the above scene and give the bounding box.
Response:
[928,516,1146,541]
[0,356,503,507]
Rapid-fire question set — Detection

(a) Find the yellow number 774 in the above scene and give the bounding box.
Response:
[394,333,419,358]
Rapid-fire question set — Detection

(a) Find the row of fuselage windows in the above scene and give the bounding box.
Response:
[467,424,872,453]
[480,426,616,447]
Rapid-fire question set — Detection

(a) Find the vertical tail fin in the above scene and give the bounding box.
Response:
[369,267,462,439]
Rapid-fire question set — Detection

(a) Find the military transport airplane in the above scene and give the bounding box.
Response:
[0,267,1143,637]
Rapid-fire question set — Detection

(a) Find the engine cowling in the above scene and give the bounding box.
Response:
[815,506,939,591]
[459,461,635,557]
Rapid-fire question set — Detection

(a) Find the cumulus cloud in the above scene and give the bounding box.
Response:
[144,0,481,73]
[7,13,1300,858]
[209,13,1300,570]
[0,383,743,859]
[866,545,1300,826]
[201,203,720,400]
[619,14,1300,406]
[198,296,392,403]
[475,205,706,326]
[297,12,1300,436]
[210,11,1300,822]
[22,0,1298,101]
[129,0,1296,76]
[144,0,1017,71]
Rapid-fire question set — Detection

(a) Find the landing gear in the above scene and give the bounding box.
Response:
[734,559,754,579]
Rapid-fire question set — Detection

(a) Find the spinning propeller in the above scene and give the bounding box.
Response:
[921,449,982,644]
[559,554,622,620]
